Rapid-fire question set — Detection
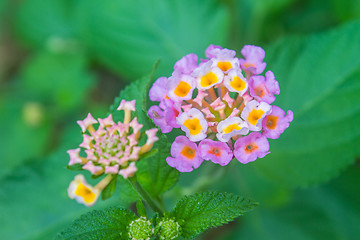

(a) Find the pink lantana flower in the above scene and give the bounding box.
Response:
[249,71,280,104]
[199,139,233,166]
[234,132,270,164]
[166,136,203,172]
[262,105,294,139]
[148,45,293,171]
[239,45,267,75]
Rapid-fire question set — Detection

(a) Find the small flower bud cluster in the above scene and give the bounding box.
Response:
[128,217,154,240]
[155,217,182,240]
[67,100,159,206]
[148,45,293,172]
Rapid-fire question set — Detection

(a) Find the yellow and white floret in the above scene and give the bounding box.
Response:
[241,100,272,131]
[223,68,248,96]
[216,117,249,142]
[67,174,100,207]
[177,108,208,142]
[192,61,224,90]
[209,48,240,72]
[167,74,196,101]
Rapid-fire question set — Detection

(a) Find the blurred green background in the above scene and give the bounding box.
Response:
[1,0,360,239]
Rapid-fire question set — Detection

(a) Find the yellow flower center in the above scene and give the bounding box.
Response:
[266,115,279,130]
[230,76,246,91]
[174,81,191,97]
[75,183,96,204]
[217,61,232,72]
[180,146,196,159]
[200,72,218,88]
[248,109,265,126]
[183,118,202,135]
[223,124,241,134]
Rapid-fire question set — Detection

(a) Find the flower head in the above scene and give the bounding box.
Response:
[166,136,203,172]
[67,100,159,205]
[148,45,293,170]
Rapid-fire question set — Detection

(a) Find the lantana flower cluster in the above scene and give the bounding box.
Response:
[149,45,293,172]
[67,100,159,206]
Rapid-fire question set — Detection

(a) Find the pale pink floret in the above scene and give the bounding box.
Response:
[67,148,83,165]
[77,113,97,132]
[117,99,136,111]
[119,162,137,179]
[127,134,138,146]
[201,107,215,118]
[149,77,168,102]
[79,134,94,149]
[129,146,141,160]
[223,92,234,108]
[174,53,198,75]
[207,47,239,72]
[262,106,294,139]
[210,97,226,111]
[249,71,280,104]
[148,106,173,133]
[234,132,270,164]
[85,149,97,161]
[166,136,203,172]
[145,128,159,145]
[193,90,208,106]
[130,117,143,134]
[98,114,115,128]
[105,165,119,174]
[83,161,103,175]
[199,139,233,166]
[239,45,266,75]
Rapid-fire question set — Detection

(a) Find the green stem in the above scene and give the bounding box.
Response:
[128,176,165,215]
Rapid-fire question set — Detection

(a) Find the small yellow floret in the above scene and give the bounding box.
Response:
[230,76,246,91]
[200,72,218,88]
[174,81,191,97]
[223,124,241,134]
[75,183,96,204]
[217,61,232,72]
[248,109,265,126]
[183,118,202,135]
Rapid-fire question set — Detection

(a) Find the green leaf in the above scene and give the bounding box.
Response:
[170,191,258,239]
[225,166,360,240]
[137,135,180,198]
[136,200,147,217]
[66,163,84,171]
[101,175,117,200]
[56,207,137,240]
[13,0,75,49]
[331,0,360,22]
[74,0,229,79]
[253,20,360,187]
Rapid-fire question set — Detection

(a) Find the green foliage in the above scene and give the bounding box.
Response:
[225,166,360,240]
[331,0,360,22]
[74,0,229,79]
[56,207,137,240]
[13,0,75,49]
[253,20,360,187]
[170,191,258,239]
[20,50,95,112]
